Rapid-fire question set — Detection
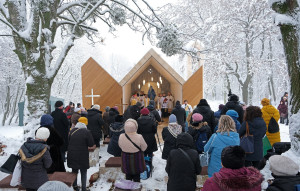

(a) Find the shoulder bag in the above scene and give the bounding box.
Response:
[240,122,254,154]
[199,133,217,167]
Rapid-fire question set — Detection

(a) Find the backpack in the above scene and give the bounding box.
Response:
[140,156,152,180]
[149,111,158,127]
[268,117,279,133]
[196,130,208,153]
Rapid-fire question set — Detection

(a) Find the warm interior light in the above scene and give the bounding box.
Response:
[148,83,150,87]
[143,80,145,85]
[138,84,140,89]
[157,82,160,88]
[151,77,153,81]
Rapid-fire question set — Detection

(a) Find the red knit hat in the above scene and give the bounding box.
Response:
[141,108,150,115]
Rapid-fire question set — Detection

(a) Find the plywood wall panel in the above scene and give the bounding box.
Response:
[183,66,203,108]
[81,58,122,112]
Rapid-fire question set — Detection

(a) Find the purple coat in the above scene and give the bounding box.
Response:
[202,167,263,191]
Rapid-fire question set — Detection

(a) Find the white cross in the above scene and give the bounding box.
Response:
[85,89,100,105]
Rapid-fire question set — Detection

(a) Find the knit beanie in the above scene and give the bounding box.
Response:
[78,117,88,125]
[36,127,50,140]
[113,106,119,112]
[92,104,100,110]
[229,94,239,102]
[40,114,53,126]
[169,114,177,123]
[55,101,64,108]
[124,118,138,133]
[38,181,73,191]
[269,155,299,176]
[221,146,245,169]
[140,108,150,115]
[261,98,270,106]
[192,113,203,122]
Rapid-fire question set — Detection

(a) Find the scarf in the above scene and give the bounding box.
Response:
[168,123,182,138]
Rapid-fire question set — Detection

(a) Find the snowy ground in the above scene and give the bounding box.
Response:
[0,100,293,190]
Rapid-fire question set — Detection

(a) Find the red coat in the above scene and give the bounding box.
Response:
[202,167,263,191]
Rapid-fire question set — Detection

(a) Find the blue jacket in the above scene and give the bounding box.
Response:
[204,132,240,177]
[214,110,222,119]
[239,117,266,161]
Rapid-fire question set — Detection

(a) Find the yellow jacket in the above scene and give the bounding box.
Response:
[261,105,280,146]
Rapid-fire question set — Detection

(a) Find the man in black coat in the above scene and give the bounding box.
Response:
[51,101,69,162]
[171,101,186,132]
[221,94,244,124]
[166,133,201,191]
[123,102,142,122]
[192,99,216,133]
[147,100,161,123]
[87,104,104,147]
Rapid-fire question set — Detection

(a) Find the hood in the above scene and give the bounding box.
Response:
[40,114,53,126]
[124,118,138,133]
[261,98,270,106]
[176,133,194,149]
[75,122,87,128]
[138,115,152,125]
[195,105,211,114]
[175,103,182,109]
[226,110,239,119]
[213,167,263,191]
[88,109,102,116]
[225,101,239,109]
[191,122,208,132]
[229,94,239,102]
[197,99,210,107]
[147,104,155,111]
[215,132,240,146]
[109,108,119,116]
[262,105,277,115]
[20,138,47,158]
[110,122,124,132]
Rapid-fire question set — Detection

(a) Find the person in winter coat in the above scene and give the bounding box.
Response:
[147,100,161,123]
[108,107,120,127]
[64,102,74,120]
[204,115,240,177]
[166,133,201,191]
[107,115,124,157]
[261,98,280,146]
[119,119,147,182]
[67,118,95,191]
[192,99,216,133]
[20,128,52,191]
[267,155,300,191]
[38,114,65,173]
[171,101,186,131]
[162,114,182,160]
[102,106,110,139]
[277,100,288,124]
[188,113,212,153]
[51,101,69,162]
[226,110,241,132]
[221,94,244,124]
[123,102,142,122]
[214,104,224,120]
[239,106,267,168]
[71,108,81,128]
[202,146,264,191]
[137,108,157,157]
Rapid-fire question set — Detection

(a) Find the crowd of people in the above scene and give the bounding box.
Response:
[14,91,300,191]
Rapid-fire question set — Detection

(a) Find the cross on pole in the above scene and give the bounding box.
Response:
[85,89,100,105]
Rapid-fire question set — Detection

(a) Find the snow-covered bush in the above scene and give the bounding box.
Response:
[110,6,126,26]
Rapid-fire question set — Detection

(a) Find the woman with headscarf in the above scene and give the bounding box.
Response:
[162,114,182,160]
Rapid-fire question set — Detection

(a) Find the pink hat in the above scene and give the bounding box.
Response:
[192,113,203,122]
[113,106,119,111]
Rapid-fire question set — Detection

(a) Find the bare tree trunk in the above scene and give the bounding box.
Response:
[2,86,11,126]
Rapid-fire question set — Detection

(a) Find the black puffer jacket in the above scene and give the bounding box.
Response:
[67,124,95,169]
[107,122,124,157]
[51,108,69,152]
[166,133,201,191]
[123,105,141,122]
[137,115,157,154]
[221,101,244,124]
[192,104,215,133]
[87,109,104,147]
[171,104,186,129]
[20,138,52,190]
[267,175,300,191]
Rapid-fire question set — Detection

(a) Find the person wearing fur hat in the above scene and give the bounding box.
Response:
[137,108,157,157]
[205,115,240,177]
[267,155,300,191]
[239,106,266,168]
[221,94,244,124]
[162,114,182,159]
[119,119,147,182]
[37,114,65,173]
[102,106,110,139]
[171,101,186,131]
[188,113,212,153]
[192,99,216,133]
[107,115,125,157]
[20,127,52,191]
[166,133,201,191]
[202,146,264,191]
[261,98,280,146]
[51,101,69,162]
[67,117,95,191]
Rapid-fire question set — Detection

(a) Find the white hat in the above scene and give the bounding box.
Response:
[269,155,299,176]
[92,104,100,110]
[74,108,81,113]
[36,127,50,140]
[38,181,73,191]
